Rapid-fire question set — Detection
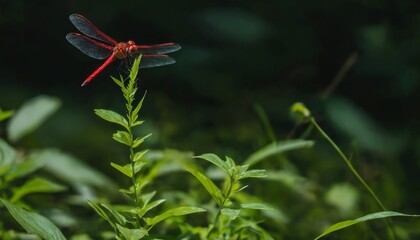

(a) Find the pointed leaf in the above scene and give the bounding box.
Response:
[113,130,131,146]
[0,138,16,175]
[245,140,314,166]
[239,169,267,180]
[132,91,147,121]
[111,162,133,178]
[131,120,144,127]
[314,211,420,240]
[5,158,45,182]
[112,76,126,90]
[144,207,206,226]
[195,154,227,173]
[1,198,66,240]
[140,191,156,206]
[133,161,146,175]
[7,95,61,142]
[236,164,249,175]
[225,156,236,169]
[94,109,128,129]
[221,208,240,220]
[186,167,224,206]
[101,203,127,225]
[11,177,66,202]
[0,138,15,164]
[0,109,14,122]
[143,199,166,213]
[241,203,274,211]
[87,200,115,229]
[129,55,142,81]
[132,133,152,149]
[133,150,148,162]
[116,224,148,240]
[31,149,115,190]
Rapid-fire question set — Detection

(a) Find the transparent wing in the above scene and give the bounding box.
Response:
[66,33,113,60]
[135,43,181,55]
[69,14,118,46]
[140,54,176,68]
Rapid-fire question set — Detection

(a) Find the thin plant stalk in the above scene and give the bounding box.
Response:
[310,117,396,239]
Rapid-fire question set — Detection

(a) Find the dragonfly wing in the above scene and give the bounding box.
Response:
[66,33,113,60]
[69,14,118,46]
[136,43,181,55]
[140,55,176,68]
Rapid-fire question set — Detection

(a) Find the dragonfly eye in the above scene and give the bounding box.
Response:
[128,45,137,53]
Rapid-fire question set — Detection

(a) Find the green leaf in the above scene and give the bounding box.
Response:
[132,133,152,149]
[221,208,240,220]
[30,149,116,190]
[186,167,225,206]
[143,199,166,214]
[140,191,156,206]
[11,177,67,202]
[314,211,420,240]
[112,76,126,90]
[101,203,127,225]
[111,162,133,178]
[225,156,236,169]
[144,206,206,226]
[129,55,142,82]
[235,164,249,176]
[133,150,148,162]
[326,98,401,155]
[116,224,148,240]
[94,109,128,129]
[0,109,14,122]
[132,91,147,122]
[0,138,16,175]
[325,183,359,215]
[113,130,131,146]
[87,200,116,229]
[5,158,45,182]
[1,198,66,240]
[133,161,147,175]
[244,140,314,166]
[241,203,274,211]
[195,154,227,173]
[7,95,61,142]
[131,120,144,127]
[239,169,267,180]
[131,199,166,218]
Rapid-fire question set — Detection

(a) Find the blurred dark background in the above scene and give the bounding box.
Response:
[0,0,419,235]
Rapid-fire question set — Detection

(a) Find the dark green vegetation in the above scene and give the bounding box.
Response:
[1,1,419,239]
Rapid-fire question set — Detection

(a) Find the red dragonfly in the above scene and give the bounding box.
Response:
[66,14,180,86]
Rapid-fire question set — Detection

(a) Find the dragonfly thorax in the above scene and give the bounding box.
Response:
[113,41,137,59]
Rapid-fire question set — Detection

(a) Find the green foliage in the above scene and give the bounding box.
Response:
[0,99,67,239]
[91,56,205,239]
[0,50,419,240]
[0,108,14,122]
[7,95,60,142]
[315,211,420,240]
[1,199,66,240]
[186,153,273,239]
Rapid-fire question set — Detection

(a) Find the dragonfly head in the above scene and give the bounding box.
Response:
[127,40,137,54]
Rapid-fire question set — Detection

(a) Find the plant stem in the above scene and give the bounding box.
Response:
[310,117,396,239]
[208,176,234,238]
[124,76,141,228]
